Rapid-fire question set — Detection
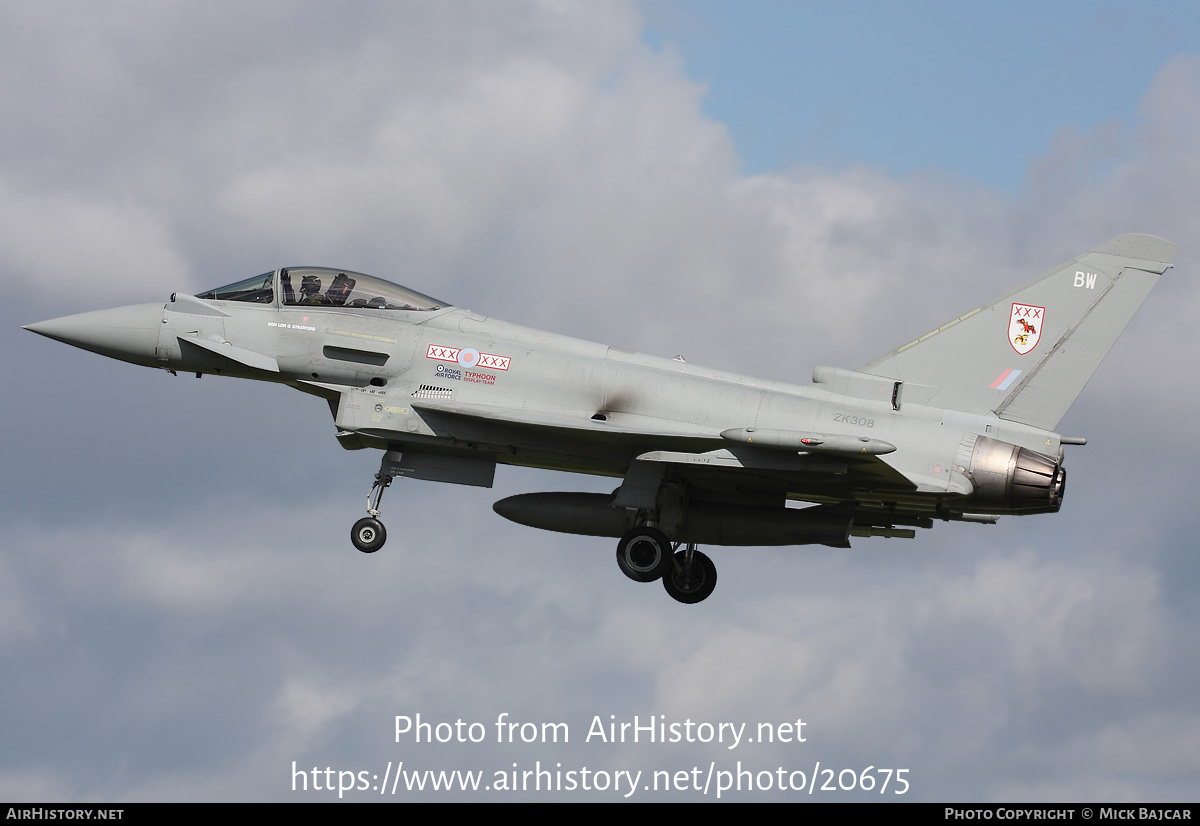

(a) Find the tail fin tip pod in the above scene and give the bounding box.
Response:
[1090,233,1179,263]
[861,233,1178,430]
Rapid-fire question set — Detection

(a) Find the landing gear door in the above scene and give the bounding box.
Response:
[381,447,496,488]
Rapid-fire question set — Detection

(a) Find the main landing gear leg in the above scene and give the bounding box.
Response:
[351,469,391,553]
[662,543,717,604]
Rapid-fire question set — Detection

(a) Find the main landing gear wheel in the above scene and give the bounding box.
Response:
[662,547,717,604]
[351,517,387,553]
[616,527,674,582]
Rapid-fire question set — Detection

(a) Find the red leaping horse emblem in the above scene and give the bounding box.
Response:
[1008,303,1044,355]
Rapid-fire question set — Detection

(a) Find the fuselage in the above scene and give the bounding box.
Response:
[26,234,1178,602]
[27,266,1065,523]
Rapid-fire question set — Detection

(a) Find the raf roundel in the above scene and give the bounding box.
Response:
[457,348,480,368]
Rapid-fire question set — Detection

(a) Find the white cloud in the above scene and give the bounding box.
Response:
[930,552,1164,693]
[0,178,190,302]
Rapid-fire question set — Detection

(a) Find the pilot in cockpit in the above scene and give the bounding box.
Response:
[299,274,325,304]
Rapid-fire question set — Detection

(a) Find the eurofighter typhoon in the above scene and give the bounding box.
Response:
[25,234,1177,603]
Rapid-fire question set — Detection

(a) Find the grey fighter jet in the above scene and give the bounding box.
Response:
[24,234,1177,603]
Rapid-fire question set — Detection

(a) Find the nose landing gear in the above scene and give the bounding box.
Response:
[351,516,386,553]
[351,468,393,553]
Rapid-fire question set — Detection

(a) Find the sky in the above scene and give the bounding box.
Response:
[2,0,1199,802]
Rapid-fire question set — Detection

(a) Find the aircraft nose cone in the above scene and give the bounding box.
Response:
[24,303,165,368]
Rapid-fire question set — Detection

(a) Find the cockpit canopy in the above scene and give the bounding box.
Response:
[197,268,447,311]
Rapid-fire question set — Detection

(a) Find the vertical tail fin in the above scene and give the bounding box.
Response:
[861,234,1178,429]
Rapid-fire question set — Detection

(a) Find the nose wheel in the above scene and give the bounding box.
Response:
[352,467,393,554]
[351,517,387,553]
